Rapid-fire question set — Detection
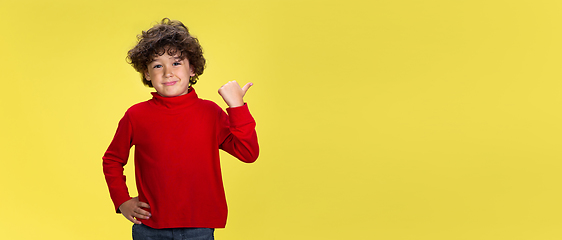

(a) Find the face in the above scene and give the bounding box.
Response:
[144,52,195,97]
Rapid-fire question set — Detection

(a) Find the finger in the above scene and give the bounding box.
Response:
[137,201,151,209]
[224,81,237,89]
[241,82,253,94]
[218,83,228,93]
[134,208,152,218]
[133,212,151,220]
[132,217,142,224]
[126,214,142,224]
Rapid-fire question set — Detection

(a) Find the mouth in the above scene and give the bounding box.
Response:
[163,81,177,86]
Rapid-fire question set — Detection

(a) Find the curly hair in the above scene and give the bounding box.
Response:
[127,18,206,87]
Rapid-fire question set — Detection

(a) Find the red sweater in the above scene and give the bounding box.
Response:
[102,88,259,229]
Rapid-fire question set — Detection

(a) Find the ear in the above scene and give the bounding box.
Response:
[190,65,196,77]
[144,71,151,81]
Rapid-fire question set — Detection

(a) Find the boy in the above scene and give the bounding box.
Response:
[102,18,259,240]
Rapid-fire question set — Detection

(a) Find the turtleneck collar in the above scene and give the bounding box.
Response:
[150,87,199,110]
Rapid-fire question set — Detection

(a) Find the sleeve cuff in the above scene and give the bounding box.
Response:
[226,103,255,126]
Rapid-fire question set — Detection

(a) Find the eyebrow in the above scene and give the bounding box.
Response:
[149,56,183,62]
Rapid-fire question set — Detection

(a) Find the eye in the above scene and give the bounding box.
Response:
[153,64,163,69]
[173,61,182,66]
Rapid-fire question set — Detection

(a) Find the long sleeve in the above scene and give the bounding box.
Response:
[218,103,259,163]
[102,113,134,212]
[101,89,258,228]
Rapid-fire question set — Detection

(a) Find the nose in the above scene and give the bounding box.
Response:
[164,66,174,77]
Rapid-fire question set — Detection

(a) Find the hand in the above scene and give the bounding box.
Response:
[119,197,151,224]
[218,81,253,108]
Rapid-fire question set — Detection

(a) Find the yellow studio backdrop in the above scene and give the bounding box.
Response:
[1,0,561,239]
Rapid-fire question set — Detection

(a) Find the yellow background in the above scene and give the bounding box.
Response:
[1,0,561,239]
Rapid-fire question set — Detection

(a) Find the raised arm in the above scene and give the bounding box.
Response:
[217,81,259,162]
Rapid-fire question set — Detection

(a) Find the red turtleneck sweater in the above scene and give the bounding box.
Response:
[102,88,259,229]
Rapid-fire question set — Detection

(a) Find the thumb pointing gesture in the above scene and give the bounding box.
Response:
[218,81,254,108]
[241,82,253,95]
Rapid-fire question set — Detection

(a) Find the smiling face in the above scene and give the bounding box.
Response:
[144,52,195,97]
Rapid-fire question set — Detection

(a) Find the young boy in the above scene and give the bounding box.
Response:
[102,18,259,239]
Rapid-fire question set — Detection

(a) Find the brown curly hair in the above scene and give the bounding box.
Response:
[127,18,206,87]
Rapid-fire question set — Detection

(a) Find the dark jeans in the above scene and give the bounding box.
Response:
[132,224,215,240]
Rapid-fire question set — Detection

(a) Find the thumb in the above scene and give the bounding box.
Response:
[242,82,253,94]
